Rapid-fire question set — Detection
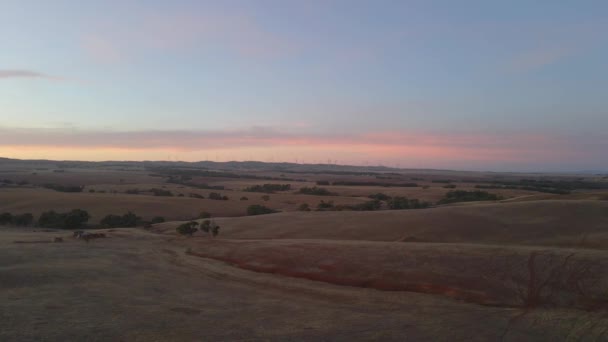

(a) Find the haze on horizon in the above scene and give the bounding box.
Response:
[1,0,607,172]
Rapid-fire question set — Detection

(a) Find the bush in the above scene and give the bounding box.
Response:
[198,212,211,219]
[298,203,311,211]
[350,200,382,211]
[38,209,90,229]
[437,190,501,204]
[150,188,173,196]
[316,200,335,210]
[247,205,277,216]
[208,192,228,201]
[13,213,34,226]
[44,184,83,192]
[100,211,140,228]
[387,197,430,210]
[200,220,220,237]
[189,193,205,199]
[443,184,457,189]
[0,212,13,225]
[298,186,336,196]
[240,196,249,201]
[151,216,165,224]
[176,221,198,236]
[244,184,291,193]
[368,193,391,201]
[261,195,270,201]
[316,180,330,186]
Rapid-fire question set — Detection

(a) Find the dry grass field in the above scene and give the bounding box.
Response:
[1,159,608,341]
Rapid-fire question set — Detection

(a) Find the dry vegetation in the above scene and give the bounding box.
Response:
[2,158,608,340]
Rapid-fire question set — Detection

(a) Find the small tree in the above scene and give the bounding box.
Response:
[298,203,311,211]
[176,221,198,236]
[151,216,165,224]
[0,212,13,225]
[247,205,277,216]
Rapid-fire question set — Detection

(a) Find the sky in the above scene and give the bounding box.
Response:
[1,0,607,172]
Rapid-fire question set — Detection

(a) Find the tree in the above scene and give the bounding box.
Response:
[63,209,91,229]
[151,216,165,224]
[100,211,140,228]
[176,221,198,236]
[12,213,34,226]
[0,212,13,225]
[247,205,277,216]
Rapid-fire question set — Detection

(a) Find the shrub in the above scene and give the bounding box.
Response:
[298,186,336,196]
[189,193,205,199]
[12,213,34,226]
[125,189,140,194]
[387,197,430,210]
[44,184,83,192]
[240,196,249,201]
[437,190,501,204]
[100,211,140,228]
[247,205,277,216]
[150,188,173,196]
[198,212,211,219]
[38,209,90,229]
[0,212,13,225]
[443,184,457,189]
[316,180,330,186]
[368,193,391,201]
[151,216,165,224]
[261,195,270,201]
[298,203,311,211]
[316,200,335,210]
[243,184,291,193]
[208,192,228,200]
[351,200,382,211]
[176,221,198,236]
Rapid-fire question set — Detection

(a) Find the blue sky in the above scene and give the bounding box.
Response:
[1,0,607,171]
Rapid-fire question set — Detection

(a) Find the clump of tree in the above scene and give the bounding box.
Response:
[44,184,83,193]
[100,212,141,228]
[189,193,205,199]
[0,212,35,227]
[368,193,391,201]
[38,209,90,229]
[208,192,229,200]
[200,220,220,237]
[247,205,277,216]
[332,181,418,187]
[176,221,198,236]
[150,188,173,196]
[437,190,501,204]
[298,186,336,196]
[244,184,291,193]
[387,197,430,209]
